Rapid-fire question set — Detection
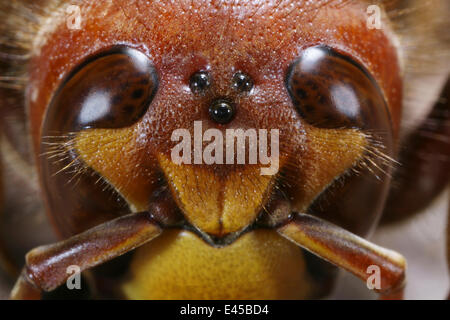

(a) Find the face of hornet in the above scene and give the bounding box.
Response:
[0,0,448,301]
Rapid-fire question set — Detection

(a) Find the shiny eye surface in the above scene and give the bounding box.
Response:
[43,47,158,134]
[232,72,253,92]
[189,71,211,93]
[209,98,235,124]
[286,46,391,130]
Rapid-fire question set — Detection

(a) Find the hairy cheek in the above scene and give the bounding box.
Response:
[72,125,370,217]
[286,127,370,212]
[73,127,158,212]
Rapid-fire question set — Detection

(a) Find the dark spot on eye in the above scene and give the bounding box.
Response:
[104,114,116,123]
[295,88,307,99]
[132,88,144,99]
[123,104,135,114]
[112,94,123,105]
[306,80,318,91]
[139,78,150,85]
[318,95,327,105]
[304,105,314,113]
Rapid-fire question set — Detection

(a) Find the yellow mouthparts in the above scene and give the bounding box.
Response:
[157,154,276,236]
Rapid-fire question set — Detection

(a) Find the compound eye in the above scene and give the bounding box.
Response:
[43,47,158,133]
[286,46,390,130]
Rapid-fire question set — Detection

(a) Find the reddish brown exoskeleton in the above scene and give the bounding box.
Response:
[0,0,448,299]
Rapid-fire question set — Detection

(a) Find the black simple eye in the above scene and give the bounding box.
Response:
[190,71,211,93]
[232,72,253,92]
[209,98,235,124]
[43,47,158,133]
[286,46,390,130]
